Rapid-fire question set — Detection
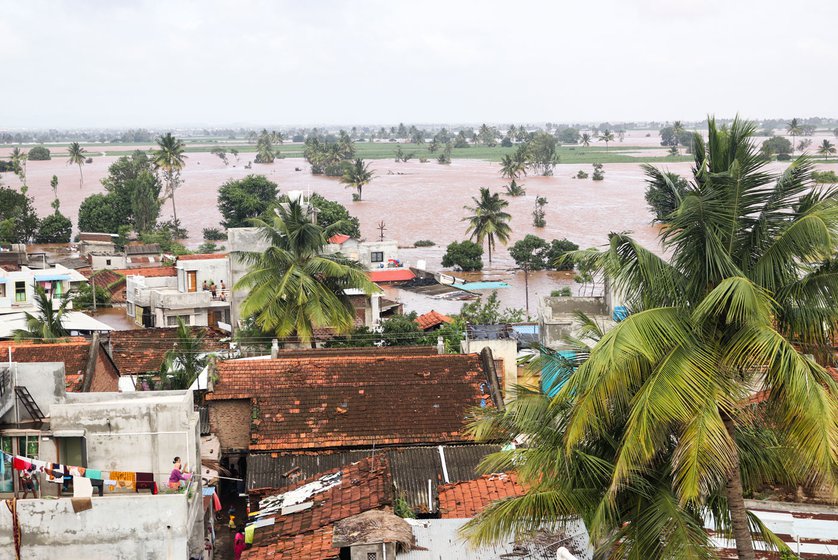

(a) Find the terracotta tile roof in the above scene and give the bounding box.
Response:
[438,473,526,518]
[177,253,228,261]
[109,327,228,375]
[113,266,176,278]
[415,310,453,331]
[245,456,391,560]
[369,269,415,282]
[81,269,127,303]
[209,353,491,451]
[327,234,351,245]
[0,338,118,392]
[275,346,438,359]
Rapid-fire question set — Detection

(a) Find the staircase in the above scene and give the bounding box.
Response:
[14,386,45,424]
[0,366,12,419]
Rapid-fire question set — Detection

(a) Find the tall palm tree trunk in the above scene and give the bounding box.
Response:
[79,164,83,189]
[487,234,493,265]
[723,417,756,560]
[171,192,179,232]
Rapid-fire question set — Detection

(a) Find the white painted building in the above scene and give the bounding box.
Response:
[0,264,87,314]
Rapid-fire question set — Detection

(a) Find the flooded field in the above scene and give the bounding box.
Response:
[3,147,836,315]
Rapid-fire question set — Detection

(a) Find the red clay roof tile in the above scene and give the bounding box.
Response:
[438,473,525,518]
[113,266,177,278]
[177,253,228,261]
[415,310,453,331]
[109,327,228,375]
[209,353,490,451]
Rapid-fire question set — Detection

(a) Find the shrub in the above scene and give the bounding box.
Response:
[197,242,224,253]
[576,170,588,179]
[776,153,791,161]
[202,227,227,240]
[27,146,51,160]
[500,137,513,147]
[441,240,483,271]
[414,239,435,247]
[35,213,72,243]
[812,170,838,183]
[592,163,605,181]
[551,287,572,297]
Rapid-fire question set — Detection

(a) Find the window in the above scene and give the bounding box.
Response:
[370,251,384,263]
[367,554,377,560]
[106,259,111,266]
[0,284,5,298]
[15,281,26,302]
[126,302,135,317]
[167,314,190,327]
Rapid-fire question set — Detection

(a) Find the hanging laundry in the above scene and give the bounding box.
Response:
[108,471,137,491]
[11,457,31,471]
[68,466,86,478]
[83,469,102,480]
[136,472,157,494]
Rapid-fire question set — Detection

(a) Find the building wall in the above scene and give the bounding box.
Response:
[0,493,191,560]
[0,363,64,424]
[460,340,518,400]
[227,228,269,328]
[177,259,230,292]
[209,399,252,451]
[350,542,397,560]
[89,254,127,271]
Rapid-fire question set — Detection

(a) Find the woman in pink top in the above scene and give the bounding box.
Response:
[168,456,192,490]
[234,526,246,560]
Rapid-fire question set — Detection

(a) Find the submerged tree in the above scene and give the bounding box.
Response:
[463,187,512,265]
[153,133,187,233]
[340,158,375,201]
[817,139,836,160]
[598,128,615,150]
[786,118,802,154]
[67,142,87,189]
[235,197,377,346]
[464,117,838,560]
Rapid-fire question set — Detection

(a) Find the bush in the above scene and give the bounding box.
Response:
[500,137,513,147]
[202,227,227,240]
[414,239,435,247]
[592,163,605,181]
[551,287,572,297]
[441,240,483,271]
[197,242,224,253]
[546,238,579,270]
[27,146,51,160]
[576,170,588,179]
[35,213,72,243]
[761,136,792,158]
[217,175,279,229]
[812,170,838,183]
[776,153,791,161]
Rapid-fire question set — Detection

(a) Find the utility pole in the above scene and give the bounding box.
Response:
[91,275,97,314]
[523,263,530,320]
[377,220,386,242]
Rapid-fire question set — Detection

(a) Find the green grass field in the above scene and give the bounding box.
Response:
[14,140,696,164]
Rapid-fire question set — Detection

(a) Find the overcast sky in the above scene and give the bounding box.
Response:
[2,0,836,129]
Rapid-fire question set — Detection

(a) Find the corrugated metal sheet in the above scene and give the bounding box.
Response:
[400,519,592,560]
[247,444,501,514]
[197,406,210,435]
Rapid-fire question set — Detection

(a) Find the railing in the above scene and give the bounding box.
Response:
[0,366,10,399]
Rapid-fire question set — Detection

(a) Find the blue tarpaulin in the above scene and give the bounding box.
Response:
[541,350,577,397]
[34,274,70,282]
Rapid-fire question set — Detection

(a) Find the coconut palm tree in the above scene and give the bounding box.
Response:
[340,158,375,201]
[255,129,275,163]
[817,139,836,160]
[598,129,615,151]
[235,197,378,347]
[786,118,803,154]
[10,147,27,192]
[67,142,86,188]
[579,132,592,148]
[463,187,512,265]
[13,285,70,341]
[159,318,207,389]
[464,117,838,560]
[499,154,526,181]
[153,133,187,230]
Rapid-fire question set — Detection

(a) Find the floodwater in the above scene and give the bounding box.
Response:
[3,142,837,316]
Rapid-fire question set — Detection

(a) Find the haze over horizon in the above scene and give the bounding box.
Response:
[2,0,837,129]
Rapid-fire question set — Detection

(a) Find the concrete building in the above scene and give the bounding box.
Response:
[325,235,401,270]
[0,263,87,314]
[125,258,231,329]
[77,232,117,257]
[538,296,615,351]
[87,252,127,271]
[0,360,205,559]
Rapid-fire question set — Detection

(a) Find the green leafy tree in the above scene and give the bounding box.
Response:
[153,133,187,231]
[460,291,524,324]
[579,132,592,147]
[0,186,39,242]
[591,162,605,181]
[35,213,72,243]
[67,142,87,188]
[465,117,838,560]
[441,240,484,271]
[817,139,836,160]
[10,147,27,192]
[131,170,162,233]
[509,234,550,270]
[255,129,276,163]
[100,150,162,229]
[643,164,690,222]
[463,188,512,265]
[503,180,526,197]
[525,132,558,176]
[50,175,60,213]
[27,146,50,160]
[340,158,375,201]
[71,282,112,310]
[217,175,279,229]
[13,285,70,341]
[307,193,361,238]
[546,238,579,270]
[235,197,377,346]
[761,136,793,159]
[78,194,123,233]
[532,196,547,227]
[159,319,207,389]
[557,127,580,144]
[499,154,526,181]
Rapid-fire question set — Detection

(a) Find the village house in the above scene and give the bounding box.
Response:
[0,361,205,559]
[205,346,505,515]
[0,262,87,314]
[124,258,231,329]
[77,232,117,258]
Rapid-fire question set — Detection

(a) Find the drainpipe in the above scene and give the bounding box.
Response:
[270,339,279,359]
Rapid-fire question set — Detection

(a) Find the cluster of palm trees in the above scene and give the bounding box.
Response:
[303,132,355,176]
[465,117,838,560]
[463,187,511,265]
[255,129,282,163]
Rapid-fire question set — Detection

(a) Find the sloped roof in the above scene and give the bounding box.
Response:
[109,327,228,375]
[245,456,392,560]
[0,338,118,392]
[415,310,453,331]
[369,269,415,282]
[82,269,127,303]
[177,253,228,261]
[209,353,492,451]
[327,234,351,245]
[125,243,161,255]
[438,473,525,518]
[114,266,176,278]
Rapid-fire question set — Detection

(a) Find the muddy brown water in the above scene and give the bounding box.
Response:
[4,152,836,316]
